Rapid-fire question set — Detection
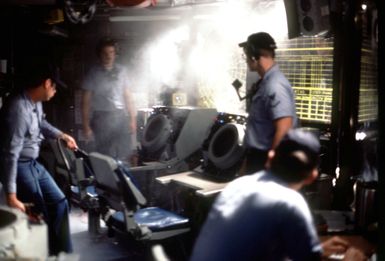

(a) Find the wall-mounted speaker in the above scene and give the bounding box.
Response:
[284,0,330,39]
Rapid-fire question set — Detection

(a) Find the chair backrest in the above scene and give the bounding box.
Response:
[48,139,74,201]
[88,152,132,211]
[115,166,147,209]
[49,139,95,203]
[89,152,147,209]
[50,138,78,186]
[88,152,119,191]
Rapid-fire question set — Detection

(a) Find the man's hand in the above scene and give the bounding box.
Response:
[130,120,137,134]
[343,247,367,261]
[322,236,349,257]
[60,133,78,150]
[7,193,26,212]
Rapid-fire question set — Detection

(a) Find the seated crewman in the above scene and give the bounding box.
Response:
[0,61,77,255]
[190,129,365,260]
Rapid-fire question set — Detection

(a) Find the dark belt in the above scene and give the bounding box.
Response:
[93,110,126,115]
[246,148,268,157]
[18,159,35,163]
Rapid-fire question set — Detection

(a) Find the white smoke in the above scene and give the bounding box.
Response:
[122,0,288,114]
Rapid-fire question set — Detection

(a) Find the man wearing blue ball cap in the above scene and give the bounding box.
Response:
[239,32,298,174]
[191,129,366,260]
[0,60,77,255]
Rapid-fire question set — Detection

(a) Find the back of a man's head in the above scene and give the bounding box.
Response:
[270,129,320,183]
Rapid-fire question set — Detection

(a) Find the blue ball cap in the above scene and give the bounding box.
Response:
[19,60,67,89]
[278,129,321,157]
[49,65,67,89]
[239,32,277,50]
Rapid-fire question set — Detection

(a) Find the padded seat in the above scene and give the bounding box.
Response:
[71,185,96,197]
[88,152,190,241]
[110,207,189,233]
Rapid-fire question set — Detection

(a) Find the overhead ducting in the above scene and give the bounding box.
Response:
[0,0,55,5]
[106,0,156,8]
[106,0,225,8]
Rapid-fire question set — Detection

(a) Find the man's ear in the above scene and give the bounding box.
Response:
[303,168,319,185]
[264,149,275,169]
[43,78,51,89]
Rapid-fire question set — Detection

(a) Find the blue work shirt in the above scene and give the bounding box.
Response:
[81,64,130,112]
[0,91,62,193]
[244,64,297,151]
[190,171,322,261]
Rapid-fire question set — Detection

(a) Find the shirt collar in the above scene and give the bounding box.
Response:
[97,63,117,72]
[22,91,36,111]
[261,169,290,187]
[263,63,279,80]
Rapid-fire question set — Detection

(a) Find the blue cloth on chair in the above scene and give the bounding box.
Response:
[70,185,97,196]
[111,207,189,232]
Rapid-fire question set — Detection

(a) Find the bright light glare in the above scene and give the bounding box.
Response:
[191,1,288,113]
[134,1,289,113]
[148,25,189,86]
[333,166,339,186]
[355,131,367,141]
[335,166,340,179]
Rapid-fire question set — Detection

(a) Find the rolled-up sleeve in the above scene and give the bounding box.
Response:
[268,79,296,121]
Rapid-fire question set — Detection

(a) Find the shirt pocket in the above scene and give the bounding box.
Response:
[27,114,40,139]
[250,94,270,121]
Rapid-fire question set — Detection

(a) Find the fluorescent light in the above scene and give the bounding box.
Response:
[109,15,181,22]
[193,14,216,20]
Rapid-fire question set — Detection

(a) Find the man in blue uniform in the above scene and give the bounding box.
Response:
[191,129,362,260]
[240,32,297,174]
[0,63,78,255]
[81,37,136,162]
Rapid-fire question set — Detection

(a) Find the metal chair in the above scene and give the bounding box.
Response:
[49,138,96,208]
[88,152,190,241]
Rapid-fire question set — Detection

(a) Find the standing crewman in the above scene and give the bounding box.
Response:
[81,37,136,162]
[240,32,297,174]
